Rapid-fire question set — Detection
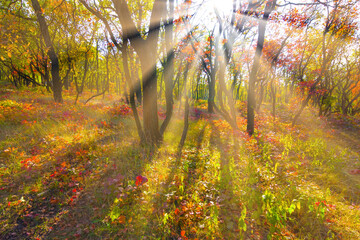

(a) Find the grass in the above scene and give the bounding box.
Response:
[0,86,360,239]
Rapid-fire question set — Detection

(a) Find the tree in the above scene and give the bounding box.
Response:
[247,0,276,136]
[30,0,63,103]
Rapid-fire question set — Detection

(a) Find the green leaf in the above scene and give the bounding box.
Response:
[288,203,296,214]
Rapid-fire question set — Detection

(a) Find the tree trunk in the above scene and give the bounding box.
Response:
[122,41,145,143]
[135,57,142,104]
[31,0,63,103]
[160,0,174,136]
[247,0,276,135]
[179,94,189,149]
[111,0,166,145]
[140,52,161,144]
[208,73,216,113]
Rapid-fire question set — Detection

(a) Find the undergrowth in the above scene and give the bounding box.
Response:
[0,87,359,239]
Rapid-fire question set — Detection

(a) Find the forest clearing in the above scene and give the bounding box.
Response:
[1,0,360,239]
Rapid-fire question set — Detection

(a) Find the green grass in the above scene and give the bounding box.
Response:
[0,87,360,239]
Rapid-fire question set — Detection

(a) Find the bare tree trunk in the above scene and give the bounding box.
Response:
[179,63,190,149]
[247,1,276,135]
[179,94,189,149]
[160,0,174,136]
[31,0,63,103]
[122,41,145,143]
[141,53,161,144]
[75,51,89,104]
[272,82,276,121]
[208,72,216,113]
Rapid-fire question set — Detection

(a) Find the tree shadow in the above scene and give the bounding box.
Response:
[208,124,240,239]
[136,121,208,238]
[43,137,157,239]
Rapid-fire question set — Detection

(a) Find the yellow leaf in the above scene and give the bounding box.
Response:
[7,52,11,58]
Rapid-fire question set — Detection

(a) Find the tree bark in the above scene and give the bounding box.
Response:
[140,52,161,144]
[122,41,145,143]
[112,0,165,144]
[31,0,63,103]
[247,0,276,136]
[160,0,174,136]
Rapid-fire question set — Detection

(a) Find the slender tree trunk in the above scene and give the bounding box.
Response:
[96,40,99,94]
[122,41,145,142]
[208,72,216,113]
[178,62,191,115]
[105,53,109,97]
[31,0,63,103]
[272,80,276,121]
[135,57,142,104]
[247,0,276,135]
[179,62,190,149]
[75,52,89,104]
[179,94,189,149]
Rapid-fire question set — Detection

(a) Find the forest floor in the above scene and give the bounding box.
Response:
[0,86,360,239]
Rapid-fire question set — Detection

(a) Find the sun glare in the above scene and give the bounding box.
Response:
[190,0,234,29]
[210,0,233,13]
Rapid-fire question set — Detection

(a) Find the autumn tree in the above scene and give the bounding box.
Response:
[246,0,276,135]
[30,0,63,102]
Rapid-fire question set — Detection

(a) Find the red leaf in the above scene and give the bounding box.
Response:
[349,169,360,175]
[175,208,180,215]
[135,175,148,186]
